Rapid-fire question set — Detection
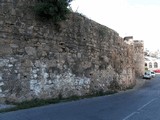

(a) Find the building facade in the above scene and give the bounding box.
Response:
[145,56,160,71]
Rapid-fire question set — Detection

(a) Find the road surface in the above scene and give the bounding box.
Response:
[0,75,160,120]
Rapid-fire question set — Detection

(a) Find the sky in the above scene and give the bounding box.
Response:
[70,0,160,51]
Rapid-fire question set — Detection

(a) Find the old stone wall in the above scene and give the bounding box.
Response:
[134,40,144,77]
[0,0,136,103]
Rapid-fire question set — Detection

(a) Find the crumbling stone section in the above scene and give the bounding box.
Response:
[124,37,144,77]
[134,40,144,77]
[0,0,137,103]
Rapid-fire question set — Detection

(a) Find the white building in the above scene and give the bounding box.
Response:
[145,56,160,71]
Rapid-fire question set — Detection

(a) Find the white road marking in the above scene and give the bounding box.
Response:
[122,112,138,120]
[138,98,157,111]
[122,98,158,120]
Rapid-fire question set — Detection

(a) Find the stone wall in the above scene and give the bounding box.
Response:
[134,40,144,77]
[0,0,137,103]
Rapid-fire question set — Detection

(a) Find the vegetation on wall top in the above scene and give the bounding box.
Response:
[34,0,73,23]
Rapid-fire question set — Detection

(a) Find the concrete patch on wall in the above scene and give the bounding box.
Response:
[29,63,91,98]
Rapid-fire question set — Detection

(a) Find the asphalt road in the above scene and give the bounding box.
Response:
[0,75,160,120]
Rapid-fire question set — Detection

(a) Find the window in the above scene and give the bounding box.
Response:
[154,62,158,68]
[145,63,147,66]
[149,62,152,68]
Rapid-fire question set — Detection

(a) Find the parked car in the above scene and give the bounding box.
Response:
[153,69,160,73]
[143,71,152,79]
[151,71,156,77]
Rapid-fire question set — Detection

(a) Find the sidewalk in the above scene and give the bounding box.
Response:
[0,104,15,110]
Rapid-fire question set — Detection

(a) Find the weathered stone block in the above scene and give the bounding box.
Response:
[25,47,36,56]
[0,45,12,56]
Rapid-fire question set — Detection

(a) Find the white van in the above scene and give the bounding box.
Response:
[143,71,152,79]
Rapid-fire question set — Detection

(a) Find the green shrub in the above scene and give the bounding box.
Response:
[34,0,72,22]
